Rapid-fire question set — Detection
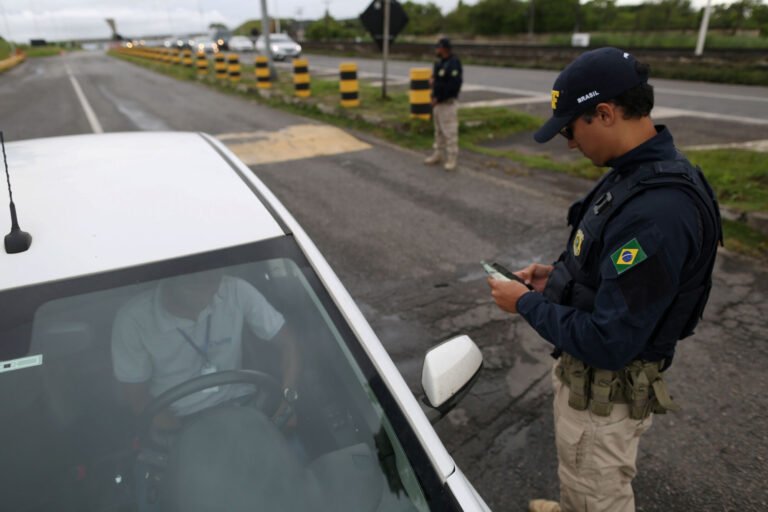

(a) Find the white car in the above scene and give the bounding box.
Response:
[0,132,490,511]
[227,35,254,53]
[255,33,302,61]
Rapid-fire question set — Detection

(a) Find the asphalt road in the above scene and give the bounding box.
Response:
[2,51,767,511]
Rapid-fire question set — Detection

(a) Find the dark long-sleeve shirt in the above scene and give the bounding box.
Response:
[517,127,704,371]
[432,54,462,103]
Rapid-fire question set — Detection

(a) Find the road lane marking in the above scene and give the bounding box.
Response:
[652,106,768,126]
[655,87,768,104]
[217,124,372,165]
[65,65,103,134]
[685,139,768,152]
[461,95,551,109]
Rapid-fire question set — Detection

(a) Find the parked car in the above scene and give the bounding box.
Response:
[255,33,302,60]
[0,132,490,511]
[228,35,254,53]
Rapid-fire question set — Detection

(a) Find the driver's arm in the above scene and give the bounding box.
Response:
[112,302,179,429]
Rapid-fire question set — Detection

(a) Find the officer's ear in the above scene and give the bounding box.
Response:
[594,103,617,127]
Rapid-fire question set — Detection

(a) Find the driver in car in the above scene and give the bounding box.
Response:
[111,268,301,430]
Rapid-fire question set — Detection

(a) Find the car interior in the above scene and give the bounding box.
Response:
[0,256,426,512]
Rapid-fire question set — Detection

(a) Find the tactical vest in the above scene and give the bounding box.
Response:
[544,156,723,367]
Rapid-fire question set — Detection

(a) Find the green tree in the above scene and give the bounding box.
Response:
[534,0,580,32]
[305,12,360,40]
[402,1,444,35]
[443,1,472,33]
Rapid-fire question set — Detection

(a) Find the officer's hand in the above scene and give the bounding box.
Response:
[517,263,553,293]
[487,278,530,314]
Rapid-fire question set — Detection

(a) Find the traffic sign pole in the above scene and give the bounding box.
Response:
[382,0,390,99]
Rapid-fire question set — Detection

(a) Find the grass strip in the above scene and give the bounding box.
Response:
[20,45,63,58]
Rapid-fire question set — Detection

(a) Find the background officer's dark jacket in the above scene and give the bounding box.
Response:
[517,126,720,371]
[432,54,462,103]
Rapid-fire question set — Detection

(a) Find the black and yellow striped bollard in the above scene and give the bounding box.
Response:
[339,62,359,108]
[409,68,432,120]
[292,58,310,98]
[171,48,181,66]
[196,50,208,76]
[214,53,227,80]
[227,53,241,84]
[181,49,193,68]
[254,56,271,89]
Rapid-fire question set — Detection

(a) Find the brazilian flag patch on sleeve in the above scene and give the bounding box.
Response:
[611,238,648,275]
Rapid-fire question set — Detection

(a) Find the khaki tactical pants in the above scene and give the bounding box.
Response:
[432,99,459,160]
[552,364,653,512]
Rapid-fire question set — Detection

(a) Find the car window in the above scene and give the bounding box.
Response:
[0,238,440,512]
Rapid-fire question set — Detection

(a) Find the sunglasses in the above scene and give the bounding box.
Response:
[559,122,575,140]
[559,112,597,140]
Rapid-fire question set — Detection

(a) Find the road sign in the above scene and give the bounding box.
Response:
[359,0,409,51]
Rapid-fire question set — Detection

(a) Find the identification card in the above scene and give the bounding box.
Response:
[200,364,219,393]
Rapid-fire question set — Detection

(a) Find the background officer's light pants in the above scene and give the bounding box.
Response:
[432,99,459,163]
[552,364,653,512]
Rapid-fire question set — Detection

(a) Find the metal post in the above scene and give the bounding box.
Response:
[695,0,713,57]
[382,0,390,99]
[260,0,277,80]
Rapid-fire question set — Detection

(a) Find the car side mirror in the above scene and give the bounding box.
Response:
[421,335,482,423]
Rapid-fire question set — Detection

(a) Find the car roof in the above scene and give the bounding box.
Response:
[1,132,284,291]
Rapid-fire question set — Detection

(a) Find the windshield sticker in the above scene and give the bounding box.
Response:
[0,354,43,375]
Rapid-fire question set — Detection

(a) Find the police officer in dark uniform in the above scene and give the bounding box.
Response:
[424,37,463,171]
[487,48,722,512]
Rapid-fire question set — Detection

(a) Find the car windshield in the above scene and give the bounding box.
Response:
[0,236,442,512]
[271,34,291,41]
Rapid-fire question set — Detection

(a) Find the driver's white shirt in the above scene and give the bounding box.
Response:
[111,276,284,416]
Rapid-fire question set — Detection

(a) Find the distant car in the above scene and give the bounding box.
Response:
[210,28,232,51]
[164,35,196,50]
[196,39,219,54]
[0,132,490,511]
[255,33,302,61]
[228,35,254,53]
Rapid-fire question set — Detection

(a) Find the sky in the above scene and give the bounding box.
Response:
[0,0,741,43]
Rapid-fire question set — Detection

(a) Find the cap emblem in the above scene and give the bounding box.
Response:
[551,90,560,110]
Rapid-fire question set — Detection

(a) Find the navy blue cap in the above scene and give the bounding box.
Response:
[534,47,649,143]
[436,37,452,49]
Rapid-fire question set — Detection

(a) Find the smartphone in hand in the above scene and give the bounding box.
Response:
[481,261,534,290]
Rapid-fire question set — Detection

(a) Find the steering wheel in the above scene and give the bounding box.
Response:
[140,370,283,445]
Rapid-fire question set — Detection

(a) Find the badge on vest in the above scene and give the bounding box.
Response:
[573,229,585,256]
[611,238,647,274]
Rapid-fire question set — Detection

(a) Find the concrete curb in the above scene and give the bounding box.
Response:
[0,53,26,73]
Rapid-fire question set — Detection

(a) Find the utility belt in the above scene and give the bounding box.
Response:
[555,353,680,420]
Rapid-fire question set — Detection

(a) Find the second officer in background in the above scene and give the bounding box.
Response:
[424,37,462,171]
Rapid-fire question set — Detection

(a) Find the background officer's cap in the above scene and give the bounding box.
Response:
[436,37,452,49]
[534,47,649,143]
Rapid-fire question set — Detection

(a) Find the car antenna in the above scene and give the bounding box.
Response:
[2,131,32,254]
